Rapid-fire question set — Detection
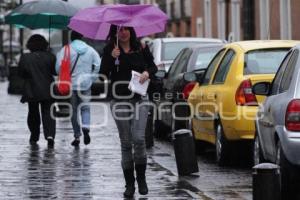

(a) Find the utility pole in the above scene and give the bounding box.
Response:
[19,0,23,55]
[243,0,255,40]
[62,0,68,45]
[0,0,5,54]
[225,0,230,40]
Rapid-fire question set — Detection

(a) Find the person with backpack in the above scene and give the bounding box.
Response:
[55,31,101,147]
[18,34,56,148]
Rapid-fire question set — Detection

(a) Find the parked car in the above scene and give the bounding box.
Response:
[150,44,224,139]
[187,40,300,166]
[148,37,224,72]
[252,45,300,198]
[84,39,109,98]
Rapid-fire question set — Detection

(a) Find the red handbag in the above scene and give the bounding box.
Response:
[57,45,71,95]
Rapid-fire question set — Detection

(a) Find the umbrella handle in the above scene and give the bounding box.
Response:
[115,57,120,65]
[116,25,121,48]
[115,57,120,72]
[115,57,119,65]
[115,26,121,68]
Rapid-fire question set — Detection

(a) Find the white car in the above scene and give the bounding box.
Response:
[252,45,300,198]
[148,37,225,72]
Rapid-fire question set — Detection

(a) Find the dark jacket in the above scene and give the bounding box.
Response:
[19,51,56,103]
[100,43,157,99]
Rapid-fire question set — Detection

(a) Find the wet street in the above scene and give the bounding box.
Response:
[0,81,252,200]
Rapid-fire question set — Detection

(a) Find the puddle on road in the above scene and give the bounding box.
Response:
[148,159,212,200]
[153,153,171,157]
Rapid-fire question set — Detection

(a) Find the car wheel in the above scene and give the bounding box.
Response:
[145,109,154,149]
[275,141,298,199]
[194,139,207,155]
[190,120,206,155]
[215,120,230,166]
[171,117,181,133]
[253,133,265,166]
[153,109,169,139]
[171,115,190,133]
[53,104,71,118]
[154,120,164,138]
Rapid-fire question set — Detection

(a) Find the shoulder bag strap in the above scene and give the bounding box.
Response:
[70,53,80,75]
[64,45,70,61]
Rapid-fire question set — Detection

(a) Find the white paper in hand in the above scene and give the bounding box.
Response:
[128,70,150,96]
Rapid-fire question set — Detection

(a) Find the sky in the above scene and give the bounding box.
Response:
[23,0,98,9]
[68,0,97,9]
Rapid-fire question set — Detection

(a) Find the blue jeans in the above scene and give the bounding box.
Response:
[70,90,91,138]
[110,99,149,170]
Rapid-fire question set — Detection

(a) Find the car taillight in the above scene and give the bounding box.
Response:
[285,99,300,131]
[183,82,196,99]
[235,79,258,106]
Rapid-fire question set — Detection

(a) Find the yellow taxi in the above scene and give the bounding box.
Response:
[188,40,300,165]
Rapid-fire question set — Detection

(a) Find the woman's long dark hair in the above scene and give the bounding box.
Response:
[106,25,141,51]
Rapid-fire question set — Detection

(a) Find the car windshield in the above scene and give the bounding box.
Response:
[188,47,221,71]
[162,41,213,61]
[244,48,289,74]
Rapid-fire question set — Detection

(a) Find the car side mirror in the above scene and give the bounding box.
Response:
[155,70,166,79]
[252,82,271,96]
[196,73,205,83]
[183,72,197,82]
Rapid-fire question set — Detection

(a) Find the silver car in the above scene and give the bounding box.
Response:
[252,45,300,198]
[148,37,224,72]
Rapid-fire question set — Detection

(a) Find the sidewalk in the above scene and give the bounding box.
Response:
[0,81,201,199]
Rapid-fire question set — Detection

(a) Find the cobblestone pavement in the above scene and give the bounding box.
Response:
[0,81,254,200]
[0,82,207,200]
[152,141,252,200]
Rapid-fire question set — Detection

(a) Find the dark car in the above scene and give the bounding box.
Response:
[149,44,224,139]
[84,39,110,99]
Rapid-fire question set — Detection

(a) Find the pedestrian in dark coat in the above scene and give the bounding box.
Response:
[18,34,56,148]
[100,25,157,198]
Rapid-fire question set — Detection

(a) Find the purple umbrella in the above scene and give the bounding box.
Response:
[68,4,168,40]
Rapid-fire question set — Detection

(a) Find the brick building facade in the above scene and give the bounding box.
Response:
[166,0,300,41]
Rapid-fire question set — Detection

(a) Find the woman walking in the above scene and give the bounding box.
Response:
[19,34,56,148]
[100,25,157,198]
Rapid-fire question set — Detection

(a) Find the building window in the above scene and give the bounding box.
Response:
[280,0,291,39]
[174,0,181,19]
[176,21,180,37]
[170,0,175,19]
[196,17,203,37]
[230,0,240,41]
[204,0,212,37]
[186,19,191,36]
[184,0,192,17]
[217,0,226,40]
[260,0,270,39]
[242,0,255,40]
